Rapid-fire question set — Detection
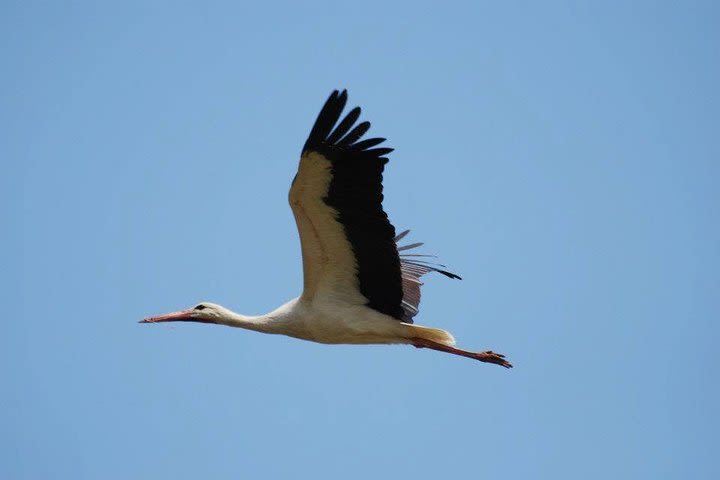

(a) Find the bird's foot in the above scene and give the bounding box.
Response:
[472,350,513,368]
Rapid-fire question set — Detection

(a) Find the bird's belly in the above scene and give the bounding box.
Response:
[290,305,409,345]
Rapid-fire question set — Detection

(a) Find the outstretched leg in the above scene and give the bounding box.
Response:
[412,338,513,368]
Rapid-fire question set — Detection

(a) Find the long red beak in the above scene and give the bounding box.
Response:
[140,309,196,324]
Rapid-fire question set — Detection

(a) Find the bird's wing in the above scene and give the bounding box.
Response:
[288,90,405,319]
[394,230,461,322]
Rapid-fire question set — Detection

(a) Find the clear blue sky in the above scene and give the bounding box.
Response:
[3,1,718,478]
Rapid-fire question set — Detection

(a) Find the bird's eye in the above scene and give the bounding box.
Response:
[194,305,206,311]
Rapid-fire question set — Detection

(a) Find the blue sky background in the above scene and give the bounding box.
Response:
[3,1,718,478]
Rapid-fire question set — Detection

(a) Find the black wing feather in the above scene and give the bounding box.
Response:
[326,107,361,144]
[394,230,461,322]
[338,121,371,146]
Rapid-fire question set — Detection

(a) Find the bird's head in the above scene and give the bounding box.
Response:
[140,302,226,324]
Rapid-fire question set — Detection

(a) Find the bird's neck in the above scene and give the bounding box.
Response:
[216,310,284,334]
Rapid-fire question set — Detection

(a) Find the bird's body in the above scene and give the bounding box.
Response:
[143,90,511,368]
[207,298,443,346]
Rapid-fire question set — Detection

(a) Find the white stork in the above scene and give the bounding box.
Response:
[142,90,512,368]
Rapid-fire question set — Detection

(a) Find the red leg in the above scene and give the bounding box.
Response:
[413,338,513,368]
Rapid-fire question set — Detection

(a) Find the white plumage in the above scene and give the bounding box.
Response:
[142,90,511,368]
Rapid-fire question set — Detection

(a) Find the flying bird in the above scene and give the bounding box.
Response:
[142,90,512,368]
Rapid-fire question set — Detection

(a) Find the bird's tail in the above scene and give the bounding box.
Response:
[404,324,456,347]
